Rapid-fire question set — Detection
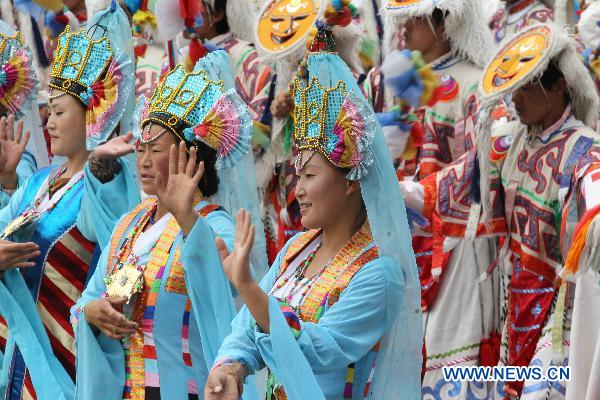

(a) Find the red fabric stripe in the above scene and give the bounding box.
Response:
[23,371,38,400]
[0,315,6,353]
[38,281,76,337]
[46,329,76,379]
[69,227,96,253]
[144,345,157,360]
[46,243,89,290]
[39,273,77,315]
[183,352,192,367]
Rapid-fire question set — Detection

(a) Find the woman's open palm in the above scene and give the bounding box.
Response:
[0,115,30,179]
[156,142,204,218]
[216,210,255,290]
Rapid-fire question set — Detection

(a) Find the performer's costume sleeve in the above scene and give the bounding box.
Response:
[180,209,236,369]
[77,157,140,248]
[406,144,508,238]
[0,153,37,208]
[71,206,237,400]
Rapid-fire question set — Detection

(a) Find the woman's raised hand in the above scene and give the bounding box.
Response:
[156,142,204,235]
[0,114,30,190]
[215,209,255,291]
[93,131,135,160]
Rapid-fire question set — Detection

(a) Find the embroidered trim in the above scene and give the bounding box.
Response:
[116,202,223,399]
[126,217,179,400]
[276,300,302,338]
[268,222,379,398]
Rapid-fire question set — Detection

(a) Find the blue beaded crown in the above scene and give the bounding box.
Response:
[142,55,252,169]
[47,4,135,150]
[292,57,375,180]
[143,64,225,140]
[0,31,25,66]
[49,26,113,103]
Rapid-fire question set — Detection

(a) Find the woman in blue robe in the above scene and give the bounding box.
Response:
[205,37,422,400]
[71,49,265,400]
[0,5,138,399]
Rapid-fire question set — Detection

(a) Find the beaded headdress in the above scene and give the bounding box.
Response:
[134,50,268,284]
[291,27,375,180]
[0,28,38,118]
[139,55,252,169]
[49,17,134,149]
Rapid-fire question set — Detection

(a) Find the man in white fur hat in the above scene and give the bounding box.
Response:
[375,1,500,398]
[561,4,600,400]
[402,22,600,399]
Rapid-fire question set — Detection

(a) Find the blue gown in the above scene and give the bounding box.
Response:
[72,199,240,400]
[216,225,404,399]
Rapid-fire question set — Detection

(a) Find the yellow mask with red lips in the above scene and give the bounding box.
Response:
[482,25,552,96]
[257,0,321,55]
[386,0,426,7]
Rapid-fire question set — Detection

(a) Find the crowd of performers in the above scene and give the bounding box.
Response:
[0,0,600,399]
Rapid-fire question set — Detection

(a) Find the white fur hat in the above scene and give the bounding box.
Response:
[381,0,496,68]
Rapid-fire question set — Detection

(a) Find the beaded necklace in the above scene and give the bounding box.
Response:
[1,166,82,239]
[272,242,330,309]
[103,201,158,301]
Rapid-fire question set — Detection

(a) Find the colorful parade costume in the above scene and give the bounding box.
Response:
[489,0,555,44]
[377,2,501,397]
[214,48,421,399]
[255,0,379,265]
[563,6,600,397]
[72,49,267,400]
[0,5,138,399]
[403,23,600,398]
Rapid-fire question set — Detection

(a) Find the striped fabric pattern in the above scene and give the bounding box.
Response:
[117,203,222,400]
[0,316,8,354]
[143,265,167,394]
[16,227,94,400]
[181,300,198,397]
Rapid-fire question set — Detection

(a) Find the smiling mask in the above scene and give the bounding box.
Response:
[256,0,321,56]
[481,25,552,97]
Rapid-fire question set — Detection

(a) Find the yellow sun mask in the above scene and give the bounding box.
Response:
[482,25,552,96]
[256,0,321,55]
[386,0,427,8]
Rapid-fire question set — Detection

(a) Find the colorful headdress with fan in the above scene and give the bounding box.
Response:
[49,3,134,150]
[290,26,376,180]
[0,28,39,118]
[140,58,252,170]
[135,49,268,284]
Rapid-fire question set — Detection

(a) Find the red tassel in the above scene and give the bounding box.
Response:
[479,331,501,367]
[189,39,209,64]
